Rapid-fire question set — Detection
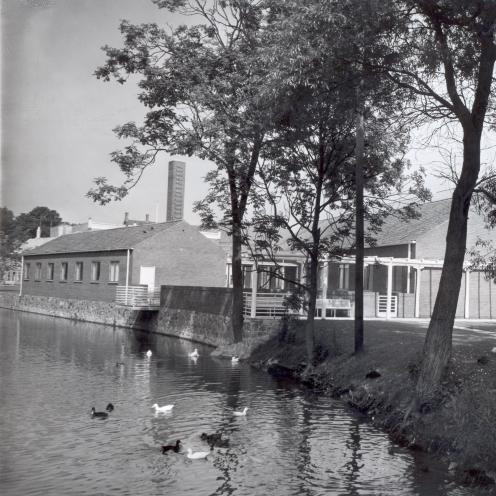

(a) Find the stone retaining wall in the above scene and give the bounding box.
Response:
[0,288,283,349]
[0,293,156,330]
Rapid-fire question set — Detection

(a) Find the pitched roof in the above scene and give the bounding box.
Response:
[23,221,182,256]
[371,199,452,247]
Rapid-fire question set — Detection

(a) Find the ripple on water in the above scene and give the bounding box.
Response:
[0,310,490,496]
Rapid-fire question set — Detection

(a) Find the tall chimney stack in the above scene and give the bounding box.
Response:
[166,160,186,221]
[124,212,129,225]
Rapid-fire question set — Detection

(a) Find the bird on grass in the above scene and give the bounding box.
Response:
[187,448,209,460]
[91,407,108,419]
[152,403,174,413]
[106,403,114,412]
[189,349,199,358]
[233,407,248,416]
[162,440,181,454]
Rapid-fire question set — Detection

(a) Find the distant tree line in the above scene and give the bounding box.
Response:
[0,206,62,278]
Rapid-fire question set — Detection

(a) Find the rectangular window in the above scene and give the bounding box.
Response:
[47,263,54,281]
[35,262,42,280]
[109,261,119,282]
[60,262,68,281]
[338,264,350,290]
[24,263,30,280]
[75,262,83,281]
[91,261,101,282]
[284,266,298,290]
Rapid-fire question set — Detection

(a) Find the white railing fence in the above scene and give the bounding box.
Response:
[115,286,160,307]
[243,292,292,318]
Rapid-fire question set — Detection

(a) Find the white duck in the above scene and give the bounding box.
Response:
[152,403,174,413]
[189,349,199,358]
[231,356,240,363]
[233,407,248,416]
[187,448,209,460]
[146,350,153,358]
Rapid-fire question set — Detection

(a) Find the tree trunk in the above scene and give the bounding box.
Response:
[354,110,365,353]
[416,129,481,405]
[231,223,244,343]
[305,255,318,363]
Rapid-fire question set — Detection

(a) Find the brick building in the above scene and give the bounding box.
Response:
[21,220,226,303]
[321,199,496,318]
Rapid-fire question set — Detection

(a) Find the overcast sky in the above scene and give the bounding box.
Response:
[1,0,463,227]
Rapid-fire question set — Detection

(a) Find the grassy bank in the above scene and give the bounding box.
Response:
[247,319,496,488]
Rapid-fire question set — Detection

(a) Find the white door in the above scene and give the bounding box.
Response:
[139,266,156,290]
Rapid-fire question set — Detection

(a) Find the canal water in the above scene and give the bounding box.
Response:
[0,309,489,496]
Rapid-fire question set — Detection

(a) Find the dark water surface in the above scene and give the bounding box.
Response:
[0,309,489,496]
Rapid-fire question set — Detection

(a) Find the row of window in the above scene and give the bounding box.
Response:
[24,261,120,283]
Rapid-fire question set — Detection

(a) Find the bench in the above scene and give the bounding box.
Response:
[315,298,351,318]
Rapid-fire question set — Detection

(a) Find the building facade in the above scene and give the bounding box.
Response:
[21,220,226,303]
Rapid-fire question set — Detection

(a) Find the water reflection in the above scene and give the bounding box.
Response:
[0,309,489,496]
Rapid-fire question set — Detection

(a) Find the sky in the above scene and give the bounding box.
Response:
[1,0,213,226]
[0,0,475,228]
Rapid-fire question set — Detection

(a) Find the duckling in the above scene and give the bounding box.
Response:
[152,403,174,413]
[106,403,114,412]
[186,448,209,460]
[161,440,181,454]
[91,407,108,419]
[189,349,199,358]
[233,407,248,416]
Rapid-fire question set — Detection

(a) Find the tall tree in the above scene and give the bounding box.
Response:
[372,0,496,406]
[251,0,429,362]
[13,206,62,241]
[88,0,273,342]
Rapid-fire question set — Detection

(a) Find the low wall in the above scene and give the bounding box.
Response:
[0,293,156,330]
[153,285,283,347]
[0,287,286,349]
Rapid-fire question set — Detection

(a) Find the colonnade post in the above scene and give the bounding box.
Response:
[250,264,258,318]
[414,266,423,318]
[464,269,470,319]
[386,262,393,319]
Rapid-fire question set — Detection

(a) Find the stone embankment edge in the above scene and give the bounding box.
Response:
[0,293,283,350]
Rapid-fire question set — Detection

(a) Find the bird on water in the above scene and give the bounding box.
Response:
[106,403,114,412]
[189,349,199,358]
[187,448,209,460]
[152,403,174,413]
[162,440,181,454]
[91,407,108,419]
[233,407,248,416]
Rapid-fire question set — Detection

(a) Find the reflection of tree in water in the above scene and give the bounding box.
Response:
[343,419,363,496]
[295,396,313,496]
[209,367,242,496]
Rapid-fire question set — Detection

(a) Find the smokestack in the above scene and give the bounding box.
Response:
[166,161,186,221]
[36,226,41,238]
[145,214,150,222]
[124,212,129,225]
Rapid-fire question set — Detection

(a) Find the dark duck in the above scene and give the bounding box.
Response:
[161,440,181,454]
[201,432,229,449]
[106,403,114,412]
[91,407,108,419]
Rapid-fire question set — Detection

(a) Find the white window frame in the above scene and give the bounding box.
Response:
[109,261,120,282]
